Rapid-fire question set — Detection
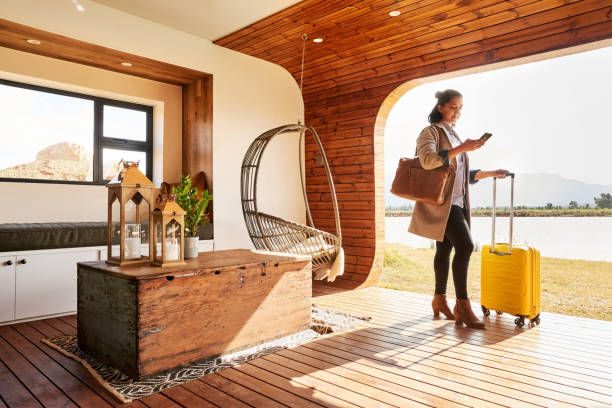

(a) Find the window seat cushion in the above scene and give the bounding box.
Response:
[0,222,108,252]
[0,222,214,252]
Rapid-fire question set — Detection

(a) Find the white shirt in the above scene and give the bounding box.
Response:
[440,123,467,208]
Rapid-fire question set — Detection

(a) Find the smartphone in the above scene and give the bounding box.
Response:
[480,132,493,141]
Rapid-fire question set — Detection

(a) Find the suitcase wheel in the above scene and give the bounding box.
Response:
[496,310,503,315]
[530,315,541,325]
[514,317,525,327]
[481,305,490,317]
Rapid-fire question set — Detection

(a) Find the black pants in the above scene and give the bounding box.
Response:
[434,205,474,300]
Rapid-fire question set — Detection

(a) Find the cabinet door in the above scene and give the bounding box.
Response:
[0,256,16,323]
[15,250,98,320]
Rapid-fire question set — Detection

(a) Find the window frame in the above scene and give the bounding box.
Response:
[0,78,153,185]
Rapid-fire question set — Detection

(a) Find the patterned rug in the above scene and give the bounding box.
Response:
[42,306,370,403]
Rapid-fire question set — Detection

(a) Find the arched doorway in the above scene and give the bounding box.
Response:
[367,39,612,288]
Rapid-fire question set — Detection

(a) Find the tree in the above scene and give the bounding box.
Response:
[545,202,553,209]
[594,193,612,209]
[568,200,578,209]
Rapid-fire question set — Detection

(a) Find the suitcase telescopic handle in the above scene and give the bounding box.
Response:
[491,172,515,256]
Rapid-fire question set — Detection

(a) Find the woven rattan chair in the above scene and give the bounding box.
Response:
[241,124,342,276]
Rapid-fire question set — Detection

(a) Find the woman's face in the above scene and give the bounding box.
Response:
[437,96,463,124]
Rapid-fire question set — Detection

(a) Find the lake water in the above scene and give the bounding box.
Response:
[386,216,612,262]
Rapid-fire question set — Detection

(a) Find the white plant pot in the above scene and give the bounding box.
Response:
[184,236,199,259]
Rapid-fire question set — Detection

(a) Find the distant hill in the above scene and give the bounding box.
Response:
[386,172,612,208]
[0,142,92,181]
[0,142,120,181]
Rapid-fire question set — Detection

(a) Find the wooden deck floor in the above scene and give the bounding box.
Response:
[1,286,611,407]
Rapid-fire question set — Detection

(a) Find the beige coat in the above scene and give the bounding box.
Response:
[408,122,472,242]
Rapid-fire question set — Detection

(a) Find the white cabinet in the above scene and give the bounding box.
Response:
[1,248,100,324]
[0,256,15,322]
[1,241,214,324]
[14,250,99,320]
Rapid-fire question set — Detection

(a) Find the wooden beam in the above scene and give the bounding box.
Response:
[182,77,214,220]
[0,18,208,86]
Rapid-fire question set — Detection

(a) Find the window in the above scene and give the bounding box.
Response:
[0,79,152,184]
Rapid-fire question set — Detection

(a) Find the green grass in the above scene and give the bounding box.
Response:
[379,242,612,321]
[385,209,612,217]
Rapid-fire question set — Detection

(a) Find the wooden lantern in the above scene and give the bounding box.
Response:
[152,194,186,267]
[106,161,158,265]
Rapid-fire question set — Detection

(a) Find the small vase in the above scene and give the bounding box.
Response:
[184,236,199,259]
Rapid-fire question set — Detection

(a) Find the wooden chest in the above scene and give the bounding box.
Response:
[77,249,312,379]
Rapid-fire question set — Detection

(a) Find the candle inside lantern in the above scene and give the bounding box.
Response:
[165,239,180,261]
[164,222,180,261]
[124,224,141,259]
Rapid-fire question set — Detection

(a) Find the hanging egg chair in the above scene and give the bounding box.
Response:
[240,123,343,281]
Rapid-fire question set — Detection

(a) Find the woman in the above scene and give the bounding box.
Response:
[408,89,508,329]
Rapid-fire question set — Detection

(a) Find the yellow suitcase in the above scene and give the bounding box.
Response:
[480,174,541,327]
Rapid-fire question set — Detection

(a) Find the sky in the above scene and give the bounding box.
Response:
[384,45,612,187]
[0,85,94,167]
[0,84,146,171]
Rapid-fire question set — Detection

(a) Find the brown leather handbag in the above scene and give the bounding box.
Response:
[390,157,455,205]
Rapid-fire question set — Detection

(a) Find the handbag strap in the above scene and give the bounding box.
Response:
[415,125,443,157]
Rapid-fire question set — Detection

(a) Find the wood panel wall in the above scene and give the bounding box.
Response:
[216,0,612,289]
[0,19,213,213]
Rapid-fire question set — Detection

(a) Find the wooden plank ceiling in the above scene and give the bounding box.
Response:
[215,0,612,289]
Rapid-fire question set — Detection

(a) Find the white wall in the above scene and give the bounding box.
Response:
[0,47,182,222]
[0,0,305,250]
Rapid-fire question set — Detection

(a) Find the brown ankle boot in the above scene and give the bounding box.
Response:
[454,299,485,329]
[432,294,454,320]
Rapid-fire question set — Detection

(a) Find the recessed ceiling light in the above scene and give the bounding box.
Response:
[389,10,401,17]
[313,38,323,43]
[26,39,41,45]
[72,0,85,12]
[121,62,133,67]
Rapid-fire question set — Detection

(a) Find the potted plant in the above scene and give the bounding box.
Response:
[172,174,212,259]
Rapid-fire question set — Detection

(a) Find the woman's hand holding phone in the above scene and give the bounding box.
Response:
[460,138,486,152]
[449,132,490,159]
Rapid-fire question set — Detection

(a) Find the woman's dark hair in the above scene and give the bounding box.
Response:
[428,89,462,123]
